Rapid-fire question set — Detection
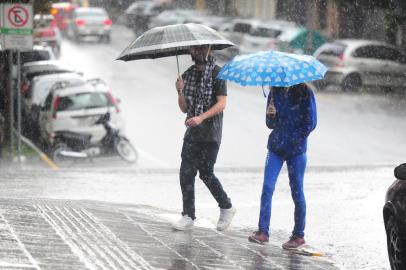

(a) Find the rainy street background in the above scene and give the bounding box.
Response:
[1,1,406,270]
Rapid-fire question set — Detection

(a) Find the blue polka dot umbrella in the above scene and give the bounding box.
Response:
[217,50,327,87]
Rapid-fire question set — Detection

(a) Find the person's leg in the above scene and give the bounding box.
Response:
[258,151,284,235]
[286,153,307,238]
[197,142,232,209]
[180,141,198,220]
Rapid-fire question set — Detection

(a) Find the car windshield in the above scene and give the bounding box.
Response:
[20,50,51,64]
[317,42,347,57]
[34,17,53,28]
[233,23,252,33]
[250,27,282,38]
[57,92,111,112]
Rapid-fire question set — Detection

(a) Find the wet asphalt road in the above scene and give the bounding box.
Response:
[0,197,340,270]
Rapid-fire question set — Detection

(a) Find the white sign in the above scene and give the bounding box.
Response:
[2,3,33,50]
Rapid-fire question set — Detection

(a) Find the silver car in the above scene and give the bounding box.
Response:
[239,20,297,55]
[314,39,406,91]
[68,7,112,43]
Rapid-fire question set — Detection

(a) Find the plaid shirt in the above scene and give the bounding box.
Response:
[182,57,216,118]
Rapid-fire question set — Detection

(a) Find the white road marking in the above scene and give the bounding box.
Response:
[0,213,41,270]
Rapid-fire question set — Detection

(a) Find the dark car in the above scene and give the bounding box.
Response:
[125,1,171,36]
[383,163,406,270]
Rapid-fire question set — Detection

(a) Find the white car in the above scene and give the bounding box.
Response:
[23,72,86,130]
[20,60,77,95]
[314,39,406,91]
[39,79,124,147]
[239,20,297,55]
[33,14,62,58]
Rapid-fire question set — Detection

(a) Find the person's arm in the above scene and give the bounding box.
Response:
[266,95,277,129]
[185,95,226,127]
[175,77,187,113]
[290,89,317,144]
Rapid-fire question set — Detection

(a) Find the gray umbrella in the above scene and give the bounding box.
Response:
[116,23,235,75]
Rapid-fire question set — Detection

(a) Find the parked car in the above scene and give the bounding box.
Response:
[383,163,406,270]
[275,26,327,55]
[33,14,62,58]
[17,44,56,66]
[51,2,76,35]
[184,15,231,31]
[20,60,76,95]
[67,7,112,43]
[314,39,406,91]
[214,18,268,60]
[22,72,86,139]
[125,0,171,36]
[239,20,297,55]
[39,79,124,148]
[148,9,207,29]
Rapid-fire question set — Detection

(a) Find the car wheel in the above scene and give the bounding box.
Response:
[386,215,406,270]
[341,73,362,92]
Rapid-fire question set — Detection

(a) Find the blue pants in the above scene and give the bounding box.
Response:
[258,151,307,238]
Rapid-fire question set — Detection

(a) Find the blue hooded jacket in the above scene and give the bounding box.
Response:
[266,85,317,159]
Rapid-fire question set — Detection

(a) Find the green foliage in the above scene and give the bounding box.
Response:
[33,0,52,14]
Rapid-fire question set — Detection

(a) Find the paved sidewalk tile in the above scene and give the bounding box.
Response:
[0,199,341,270]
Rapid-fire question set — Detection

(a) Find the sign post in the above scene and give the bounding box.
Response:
[1,3,33,162]
[0,5,3,50]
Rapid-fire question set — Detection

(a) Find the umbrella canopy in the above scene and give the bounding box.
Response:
[116,23,235,61]
[217,50,327,87]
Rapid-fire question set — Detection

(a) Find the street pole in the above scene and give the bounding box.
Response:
[8,50,14,159]
[16,49,21,162]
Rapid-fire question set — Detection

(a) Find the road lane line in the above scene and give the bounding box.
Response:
[74,207,154,270]
[0,213,41,270]
[35,204,99,270]
[53,206,117,270]
[61,207,124,270]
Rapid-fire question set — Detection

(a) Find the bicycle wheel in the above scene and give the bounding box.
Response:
[116,138,138,164]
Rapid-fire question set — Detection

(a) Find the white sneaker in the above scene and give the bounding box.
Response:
[172,215,194,231]
[217,207,236,231]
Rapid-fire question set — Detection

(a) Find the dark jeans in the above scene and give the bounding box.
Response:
[180,140,232,220]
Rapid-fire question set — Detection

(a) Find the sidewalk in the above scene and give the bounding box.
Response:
[0,198,341,270]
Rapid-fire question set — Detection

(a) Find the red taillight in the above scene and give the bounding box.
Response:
[52,96,60,119]
[37,28,56,38]
[75,19,86,27]
[21,83,29,93]
[336,53,345,67]
[103,19,112,26]
[107,92,120,113]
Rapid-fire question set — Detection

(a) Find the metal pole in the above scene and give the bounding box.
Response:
[8,50,14,159]
[16,50,21,162]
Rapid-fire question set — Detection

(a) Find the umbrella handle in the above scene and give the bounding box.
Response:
[176,55,180,78]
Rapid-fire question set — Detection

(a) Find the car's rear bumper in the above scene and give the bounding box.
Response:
[76,28,110,36]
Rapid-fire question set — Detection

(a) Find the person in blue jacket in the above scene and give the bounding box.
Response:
[248,83,317,249]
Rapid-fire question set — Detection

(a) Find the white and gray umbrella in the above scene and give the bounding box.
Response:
[116,23,235,74]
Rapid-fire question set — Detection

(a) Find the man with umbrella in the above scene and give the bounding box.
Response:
[117,23,237,231]
[172,44,236,231]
